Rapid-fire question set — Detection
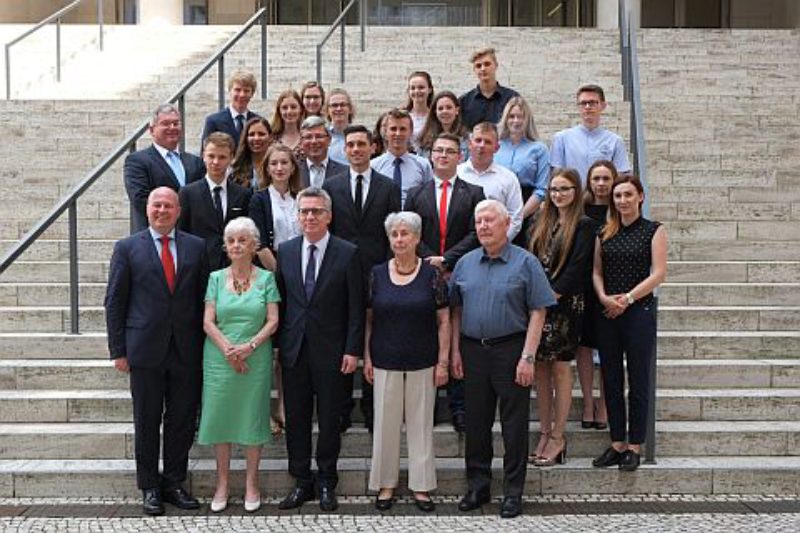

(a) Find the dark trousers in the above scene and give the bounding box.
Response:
[596,302,656,445]
[442,378,465,415]
[461,335,529,498]
[342,370,373,421]
[282,344,347,489]
[129,338,201,490]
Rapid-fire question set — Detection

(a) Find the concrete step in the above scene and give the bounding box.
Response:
[0,240,116,262]
[0,420,796,461]
[666,261,800,283]
[2,388,798,423]
[0,306,106,333]
[0,456,798,497]
[2,359,797,391]
[658,306,800,332]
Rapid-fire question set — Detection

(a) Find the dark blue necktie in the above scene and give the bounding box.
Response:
[304,244,317,301]
[235,114,245,133]
[393,157,403,190]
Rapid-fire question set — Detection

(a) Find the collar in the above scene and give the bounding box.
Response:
[464,159,496,176]
[480,241,512,263]
[229,106,248,121]
[148,226,176,241]
[434,175,457,188]
[303,231,331,250]
[153,143,179,158]
[579,124,602,134]
[205,175,228,192]
[350,167,372,182]
[307,157,329,169]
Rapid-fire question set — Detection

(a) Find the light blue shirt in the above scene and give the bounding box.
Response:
[328,126,347,165]
[148,227,178,271]
[550,124,631,184]
[496,138,551,201]
[371,151,433,206]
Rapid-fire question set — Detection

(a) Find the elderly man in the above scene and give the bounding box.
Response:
[124,104,205,232]
[449,199,555,519]
[105,187,209,516]
[298,115,349,188]
[200,70,260,147]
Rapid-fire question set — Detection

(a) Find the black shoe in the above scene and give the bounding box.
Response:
[162,486,199,510]
[458,489,490,512]
[319,486,338,512]
[592,446,623,468]
[581,420,594,429]
[142,488,164,516]
[452,412,466,433]
[278,486,315,510]
[375,495,395,511]
[414,493,436,513]
[339,415,352,434]
[500,495,522,518]
[594,421,608,430]
[619,449,641,472]
[364,413,374,433]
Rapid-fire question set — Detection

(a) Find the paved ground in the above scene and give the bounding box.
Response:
[1,496,799,531]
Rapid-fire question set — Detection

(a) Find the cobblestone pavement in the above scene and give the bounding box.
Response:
[1,496,799,532]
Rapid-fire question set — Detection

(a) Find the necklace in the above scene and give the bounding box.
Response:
[394,258,419,276]
[231,266,253,295]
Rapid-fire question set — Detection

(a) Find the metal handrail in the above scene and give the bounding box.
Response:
[0,7,269,334]
[618,0,656,464]
[4,0,104,100]
[316,0,366,85]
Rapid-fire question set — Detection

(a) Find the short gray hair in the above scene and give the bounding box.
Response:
[301,115,329,133]
[150,103,180,126]
[224,216,260,243]
[384,211,422,237]
[474,199,509,219]
[297,186,332,211]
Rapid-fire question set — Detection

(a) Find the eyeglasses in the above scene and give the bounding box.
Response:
[298,207,329,217]
[301,133,329,141]
[578,100,601,108]
[329,102,349,109]
[549,186,576,195]
[431,147,460,156]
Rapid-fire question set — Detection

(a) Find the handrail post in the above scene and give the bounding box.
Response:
[178,95,186,153]
[360,0,366,52]
[128,141,137,235]
[316,44,322,84]
[261,9,267,100]
[217,55,225,110]
[68,201,80,334]
[98,0,104,51]
[56,17,62,82]
[340,17,346,83]
[5,45,10,100]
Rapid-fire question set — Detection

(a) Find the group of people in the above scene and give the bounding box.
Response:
[109,46,667,519]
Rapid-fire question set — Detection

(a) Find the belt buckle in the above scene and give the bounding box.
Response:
[480,337,491,347]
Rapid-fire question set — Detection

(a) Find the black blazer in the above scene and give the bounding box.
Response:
[404,177,485,271]
[533,215,596,296]
[248,189,277,252]
[177,180,253,270]
[200,108,259,148]
[124,145,206,233]
[104,229,209,368]
[276,235,365,371]
[298,158,349,188]
[323,171,401,278]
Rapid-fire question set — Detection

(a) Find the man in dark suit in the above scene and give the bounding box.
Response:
[200,70,260,147]
[104,186,209,516]
[124,103,206,233]
[322,125,401,433]
[298,116,349,188]
[275,187,365,512]
[404,132,485,432]
[178,132,252,270]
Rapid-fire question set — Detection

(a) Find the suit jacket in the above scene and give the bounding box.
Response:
[248,189,277,252]
[104,229,209,368]
[276,234,365,371]
[177,179,253,271]
[124,145,206,233]
[200,108,259,148]
[404,177,485,271]
[322,171,401,278]
[298,158,349,189]
[543,215,596,296]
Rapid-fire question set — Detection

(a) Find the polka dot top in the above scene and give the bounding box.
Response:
[600,216,661,307]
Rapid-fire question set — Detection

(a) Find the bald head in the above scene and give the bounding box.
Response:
[146,187,181,235]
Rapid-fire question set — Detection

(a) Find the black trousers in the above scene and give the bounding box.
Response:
[461,335,529,498]
[596,302,656,445]
[342,371,373,421]
[282,344,347,489]
[129,337,202,490]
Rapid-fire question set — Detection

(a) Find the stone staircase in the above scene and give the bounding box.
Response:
[0,25,799,497]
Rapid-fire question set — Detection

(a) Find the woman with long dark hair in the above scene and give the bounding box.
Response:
[592,174,667,472]
[403,71,434,146]
[229,117,273,190]
[416,91,469,159]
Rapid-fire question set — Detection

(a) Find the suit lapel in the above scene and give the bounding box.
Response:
[141,231,172,295]
[150,146,180,188]
[361,176,381,217]
[310,237,338,303]
[446,179,465,230]
[337,177,360,221]
[199,183,222,232]
[174,231,191,293]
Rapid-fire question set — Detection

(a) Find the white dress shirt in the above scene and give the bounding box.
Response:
[301,231,331,281]
[457,159,523,240]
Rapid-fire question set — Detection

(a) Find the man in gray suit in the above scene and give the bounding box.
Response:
[298,116,348,188]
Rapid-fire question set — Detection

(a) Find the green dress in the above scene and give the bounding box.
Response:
[198,267,280,446]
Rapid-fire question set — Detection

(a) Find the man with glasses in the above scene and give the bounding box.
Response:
[404,132,485,432]
[275,187,365,512]
[550,84,631,182]
[371,108,434,205]
[298,116,349,188]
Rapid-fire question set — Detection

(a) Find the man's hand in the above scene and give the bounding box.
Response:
[450,349,464,379]
[425,256,446,270]
[363,357,374,384]
[113,357,130,373]
[341,354,358,374]
[434,363,449,387]
[515,358,534,387]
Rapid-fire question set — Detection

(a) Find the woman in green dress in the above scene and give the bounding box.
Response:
[198,217,280,513]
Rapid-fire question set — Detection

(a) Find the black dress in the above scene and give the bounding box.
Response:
[580,204,608,349]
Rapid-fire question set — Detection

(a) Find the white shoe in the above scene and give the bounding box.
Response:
[244,495,261,513]
[210,497,228,513]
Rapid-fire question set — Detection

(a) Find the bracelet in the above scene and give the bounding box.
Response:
[437,360,449,368]
[249,341,257,351]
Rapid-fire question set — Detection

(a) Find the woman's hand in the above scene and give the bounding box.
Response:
[434,363,449,387]
[363,356,374,384]
[602,294,627,319]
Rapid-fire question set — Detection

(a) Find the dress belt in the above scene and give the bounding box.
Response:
[462,331,526,347]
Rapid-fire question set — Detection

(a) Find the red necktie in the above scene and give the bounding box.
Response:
[160,235,176,293]
[439,180,449,255]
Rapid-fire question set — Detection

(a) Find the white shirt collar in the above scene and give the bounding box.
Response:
[229,106,248,122]
[148,226,176,240]
[349,167,372,183]
[303,231,330,250]
[205,175,228,192]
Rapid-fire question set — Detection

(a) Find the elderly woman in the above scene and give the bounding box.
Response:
[364,211,450,512]
[197,217,280,513]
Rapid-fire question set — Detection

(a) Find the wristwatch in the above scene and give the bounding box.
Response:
[625,292,635,305]
[521,352,535,364]
[249,341,257,351]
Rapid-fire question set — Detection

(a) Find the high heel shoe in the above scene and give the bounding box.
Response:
[210,492,229,513]
[533,436,567,467]
[244,494,261,512]
[528,431,551,463]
